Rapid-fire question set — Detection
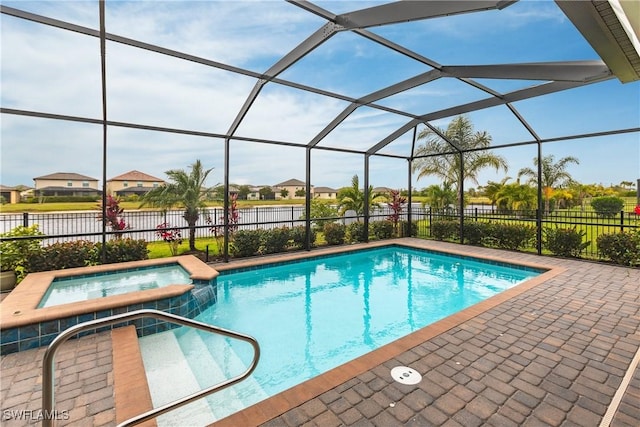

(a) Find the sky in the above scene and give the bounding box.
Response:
[1,0,639,192]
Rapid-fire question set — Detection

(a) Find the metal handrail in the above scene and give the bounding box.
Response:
[42,309,260,427]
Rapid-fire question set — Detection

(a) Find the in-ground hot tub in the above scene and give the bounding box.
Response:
[0,255,219,355]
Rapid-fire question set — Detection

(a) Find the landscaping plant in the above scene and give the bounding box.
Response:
[155,223,183,256]
[591,196,625,218]
[0,225,45,283]
[96,195,129,238]
[543,227,590,258]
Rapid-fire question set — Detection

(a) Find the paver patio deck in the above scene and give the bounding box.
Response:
[1,239,639,426]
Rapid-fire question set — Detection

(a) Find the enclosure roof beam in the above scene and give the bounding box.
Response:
[226,21,341,136]
[441,61,612,82]
[506,104,541,142]
[368,75,614,156]
[336,1,516,30]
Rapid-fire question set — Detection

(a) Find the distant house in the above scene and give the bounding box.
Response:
[247,186,263,201]
[33,172,101,197]
[274,178,313,200]
[0,185,22,204]
[313,186,338,199]
[107,170,164,197]
[373,187,394,196]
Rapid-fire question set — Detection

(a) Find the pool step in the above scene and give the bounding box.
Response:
[176,329,246,419]
[176,329,269,418]
[138,331,217,426]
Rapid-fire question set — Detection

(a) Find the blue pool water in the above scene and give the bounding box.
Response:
[38,264,192,308]
[140,246,542,422]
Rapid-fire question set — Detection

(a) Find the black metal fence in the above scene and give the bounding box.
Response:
[416,206,640,259]
[1,204,639,261]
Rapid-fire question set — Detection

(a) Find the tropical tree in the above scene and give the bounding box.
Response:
[517,155,579,215]
[139,159,214,251]
[412,115,508,205]
[481,177,511,209]
[337,175,385,220]
[422,183,456,211]
[495,181,537,212]
[300,199,339,231]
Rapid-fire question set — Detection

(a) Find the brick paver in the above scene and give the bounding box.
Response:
[0,331,113,426]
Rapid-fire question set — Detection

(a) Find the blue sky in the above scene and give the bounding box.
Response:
[1,0,639,191]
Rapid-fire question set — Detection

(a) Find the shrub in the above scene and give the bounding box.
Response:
[28,240,100,272]
[400,220,418,237]
[463,221,490,245]
[490,224,536,250]
[591,196,624,218]
[347,222,367,243]
[371,221,394,240]
[543,227,590,257]
[231,229,263,257]
[0,225,45,282]
[261,227,290,254]
[430,220,459,241]
[27,239,149,273]
[155,223,183,256]
[323,223,346,246]
[98,238,149,263]
[597,231,640,266]
[289,225,316,249]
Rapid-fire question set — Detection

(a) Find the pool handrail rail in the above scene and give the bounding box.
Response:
[42,308,260,427]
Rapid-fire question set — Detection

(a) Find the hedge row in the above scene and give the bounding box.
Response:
[231,221,418,257]
[324,220,417,246]
[26,238,149,274]
[431,220,536,251]
[231,225,317,257]
[431,219,640,266]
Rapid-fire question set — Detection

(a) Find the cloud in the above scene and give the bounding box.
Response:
[1,0,638,193]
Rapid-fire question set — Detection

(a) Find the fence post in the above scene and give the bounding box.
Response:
[620,210,624,232]
[22,212,29,227]
[428,207,432,237]
[291,206,294,228]
[474,208,478,221]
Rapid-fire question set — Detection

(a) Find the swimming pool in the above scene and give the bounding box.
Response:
[38,264,192,308]
[140,245,544,424]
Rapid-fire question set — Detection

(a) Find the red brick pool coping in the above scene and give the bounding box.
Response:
[0,255,217,330]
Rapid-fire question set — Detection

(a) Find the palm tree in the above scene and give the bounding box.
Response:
[517,155,579,215]
[337,175,385,220]
[482,177,511,209]
[495,181,537,212]
[423,183,456,211]
[140,159,214,251]
[412,115,508,205]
